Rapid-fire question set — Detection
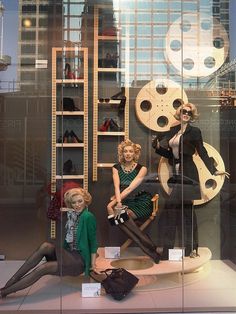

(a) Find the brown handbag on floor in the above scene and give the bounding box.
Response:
[91,268,139,301]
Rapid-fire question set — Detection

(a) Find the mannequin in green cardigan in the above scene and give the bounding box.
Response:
[0,188,98,298]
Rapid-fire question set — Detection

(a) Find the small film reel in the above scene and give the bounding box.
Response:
[158,142,226,206]
[135,79,188,132]
[165,13,229,77]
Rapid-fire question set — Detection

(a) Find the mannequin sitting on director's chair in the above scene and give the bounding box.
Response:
[107,139,161,264]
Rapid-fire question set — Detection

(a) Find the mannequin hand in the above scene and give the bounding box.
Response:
[152,136,160,149]
[214,170,230,179]
[115,202,122,208]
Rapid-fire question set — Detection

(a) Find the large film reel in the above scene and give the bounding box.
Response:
[166,13,229,77]
[135,79,188,132]
[158,143,225,206]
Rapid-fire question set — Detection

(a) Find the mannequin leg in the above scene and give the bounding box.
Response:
[162,203,180,256]
[184,202,199,256]
[4,242,56,289]
[0,261,58,298]
[123,216,156,250]
[118,224,161,263]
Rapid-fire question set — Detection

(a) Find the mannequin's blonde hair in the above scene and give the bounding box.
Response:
[118,139,141,164]
[64,188,92,207]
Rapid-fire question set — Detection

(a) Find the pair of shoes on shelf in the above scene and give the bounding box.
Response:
[99,118,123,132]
[58,130,83,143]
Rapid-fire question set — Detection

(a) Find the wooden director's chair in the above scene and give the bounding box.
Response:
[120,194,159,252]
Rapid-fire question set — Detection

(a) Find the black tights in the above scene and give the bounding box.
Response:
[119,216,160,263]
[1,242,58,297]
[163,185,198,253]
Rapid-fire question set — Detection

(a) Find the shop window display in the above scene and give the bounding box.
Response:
[0,0,236,312]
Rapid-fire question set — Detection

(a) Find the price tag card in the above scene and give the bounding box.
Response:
[82,283,101,298]
[168,249,183,261]
[105,246,120,259]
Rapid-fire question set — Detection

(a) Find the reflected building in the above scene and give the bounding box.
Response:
[0,0,11,72]
[17,0,62,93]
[16,0,232,91]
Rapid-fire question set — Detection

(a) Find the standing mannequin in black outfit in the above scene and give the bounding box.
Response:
[152,103,229,259]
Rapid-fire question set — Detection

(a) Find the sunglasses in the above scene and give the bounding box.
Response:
[180,109,193,117]
[99,98,110,103]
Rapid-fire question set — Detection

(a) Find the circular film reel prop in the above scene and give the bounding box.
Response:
[135,79,188,132]
[158,143,225,206]
[166,13,229,77]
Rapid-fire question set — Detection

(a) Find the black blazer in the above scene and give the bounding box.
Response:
[155,124,217,200]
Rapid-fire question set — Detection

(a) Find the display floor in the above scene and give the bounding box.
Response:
[0,247,236,314]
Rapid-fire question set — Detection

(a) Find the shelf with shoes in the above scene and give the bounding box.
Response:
[51,47,88,239]
[93,5,129,181]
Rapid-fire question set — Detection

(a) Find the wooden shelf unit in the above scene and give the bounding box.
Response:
[93,5,129,181]
[51,47,88,238]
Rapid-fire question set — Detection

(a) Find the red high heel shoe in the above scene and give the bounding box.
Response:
[99,118,110,131]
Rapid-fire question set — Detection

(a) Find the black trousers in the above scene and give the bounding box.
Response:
[163,184,198,251]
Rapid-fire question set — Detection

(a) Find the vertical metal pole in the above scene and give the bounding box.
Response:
[0,2,4,59]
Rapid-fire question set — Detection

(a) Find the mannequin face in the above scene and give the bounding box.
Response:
[180,106,192,123]
[123,145,135,163]
[71,194,86,212]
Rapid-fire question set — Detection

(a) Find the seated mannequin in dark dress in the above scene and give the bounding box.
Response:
[107,139,161,263]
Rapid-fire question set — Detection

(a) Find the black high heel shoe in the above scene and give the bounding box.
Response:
[70,130,83,143]
[109,118,123,131]
[111,87,126,113]
[118,96,126,113]
[63,159,73,175]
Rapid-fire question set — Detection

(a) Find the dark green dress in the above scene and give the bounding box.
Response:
[113,163,153,218]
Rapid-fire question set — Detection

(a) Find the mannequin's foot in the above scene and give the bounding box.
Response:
[0,289,6,299]
[149,251,161,264]
[185,247,200,258]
